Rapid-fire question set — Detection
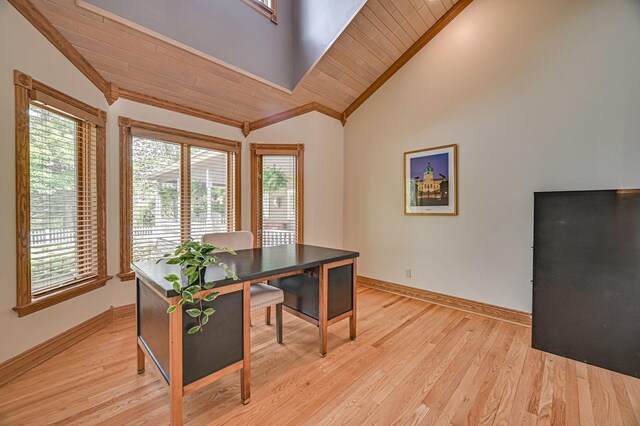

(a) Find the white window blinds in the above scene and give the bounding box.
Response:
[28,103,99,293]
[130,136,238,263]
[260,155,298,247]
[190,146,237,242]
[131,137,182,262]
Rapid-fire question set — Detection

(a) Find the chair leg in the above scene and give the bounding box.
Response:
[265,306,271,325]
[276,303,283,344]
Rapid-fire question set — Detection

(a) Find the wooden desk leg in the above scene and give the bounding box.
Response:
[137,343,145,374]
[241,281,251,405]
[169,301,183,425]
[319,265,328,357]
[350,258,357,341]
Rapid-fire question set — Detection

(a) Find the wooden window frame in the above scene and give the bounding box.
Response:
[13,70,110,317]
[250,143,304,248]
[242,0,278,24]
[119,117,242,281]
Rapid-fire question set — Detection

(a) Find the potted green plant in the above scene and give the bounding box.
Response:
[159,240,239,334]
[263,164,289,194]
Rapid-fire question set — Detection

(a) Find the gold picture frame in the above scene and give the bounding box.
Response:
[404,144,458,216]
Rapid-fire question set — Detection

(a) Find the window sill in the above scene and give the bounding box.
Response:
[117,271,135,282]
[13,276,113,317]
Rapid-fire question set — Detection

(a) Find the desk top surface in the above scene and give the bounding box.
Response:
[132,244,359,298]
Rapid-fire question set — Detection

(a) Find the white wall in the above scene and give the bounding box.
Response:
[0,3,345,362]
[0,3,114,362]
[343,0,640,313]
[247,112,345,249]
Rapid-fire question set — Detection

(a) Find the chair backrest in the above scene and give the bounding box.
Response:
[202,231,254,252]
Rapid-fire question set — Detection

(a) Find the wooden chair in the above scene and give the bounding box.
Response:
[202,231,284,343]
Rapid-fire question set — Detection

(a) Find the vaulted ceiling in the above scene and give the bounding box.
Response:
[13,0,473,133]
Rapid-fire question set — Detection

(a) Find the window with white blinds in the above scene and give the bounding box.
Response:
[120,118,241,278]
[260,156,298,247]
[190,146,237,241]
[14,70,109,316]
[28,104,100,293]
[250,144,303,248]
[131,137,182,262]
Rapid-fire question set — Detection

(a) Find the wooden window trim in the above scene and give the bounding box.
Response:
[13,70,110,317]
[250,143,304,248]
[118,117,242,281]
[242,0,278,24]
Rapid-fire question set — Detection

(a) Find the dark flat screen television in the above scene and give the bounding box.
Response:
[533,189,640,378]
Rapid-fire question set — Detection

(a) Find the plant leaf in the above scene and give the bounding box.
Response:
[201,315,209,325]
[182,291,194,303]
[203,281,216,290]
[173,282,182,293]
[187,325,201,334]
[186,285,201,294]
[203,307,215,316]
[204,292,219,302]
[186,308,201,317]
[166,258,181,265]
[164,274,180,282]
[167,305,177,313]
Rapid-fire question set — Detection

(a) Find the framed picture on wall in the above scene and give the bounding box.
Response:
[404,144,458,215]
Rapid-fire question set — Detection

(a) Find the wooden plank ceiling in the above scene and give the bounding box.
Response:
[27,0,466,128]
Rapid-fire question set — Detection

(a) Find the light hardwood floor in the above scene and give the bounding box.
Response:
[0,287,639,425]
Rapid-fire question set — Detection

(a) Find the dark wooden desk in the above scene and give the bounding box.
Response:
[132,244,359,425]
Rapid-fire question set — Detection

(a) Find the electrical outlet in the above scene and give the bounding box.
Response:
[405,269,412,278]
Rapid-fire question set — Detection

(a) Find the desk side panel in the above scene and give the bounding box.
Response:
[138,278,170,380]
[182,291,244,386]
[271,272,320,320]
[271,264,353,321]
[328,264,353,319]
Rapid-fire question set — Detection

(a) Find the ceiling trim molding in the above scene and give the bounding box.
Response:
[8,0,109,94]
[248,102,343,133]
[75,0,294,94]
[118,116,242,151]
[343,0,475,119]
[115,87,245,129]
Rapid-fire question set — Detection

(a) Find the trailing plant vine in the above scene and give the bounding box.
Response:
[159,240,239,334]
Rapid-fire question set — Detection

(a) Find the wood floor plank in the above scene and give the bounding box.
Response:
[624,375,640,425]
[462,323,519,425]
[597,364,625,425]
[576,362,597,426]
[564,359,582,425]
[483,325,530,425]
[612,373,640,426]
[0,287,638,425]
